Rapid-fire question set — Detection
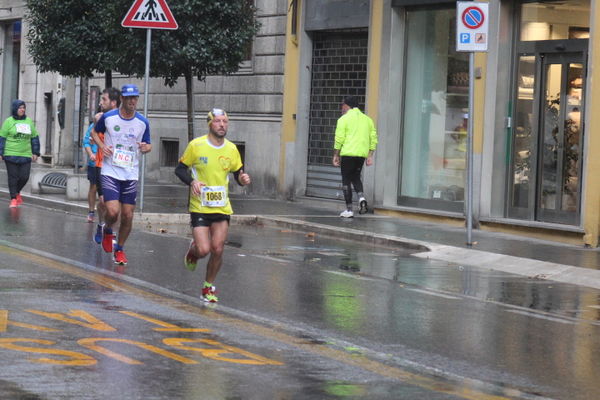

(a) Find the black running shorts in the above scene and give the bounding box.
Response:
[190,212,231,228]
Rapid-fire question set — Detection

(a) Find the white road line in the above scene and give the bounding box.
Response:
[405,287,461,300]
[505,309,575,325]
[324,270,378,281]
[252,254,292,264]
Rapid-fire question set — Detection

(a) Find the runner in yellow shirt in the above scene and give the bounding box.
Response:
[175,108,251,303]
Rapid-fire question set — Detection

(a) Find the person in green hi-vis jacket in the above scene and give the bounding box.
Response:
[0,100,40,208]
[332,96,378,218]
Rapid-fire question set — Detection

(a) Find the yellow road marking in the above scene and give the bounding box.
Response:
[0,310,6,332]
[78,338,197,365]
[0,310,60,332]
[0,338,96,366]
[164,338,284,365]
[120,310,211,332]
[8,321,60,332]
[26,309,116,332]
[1,244,515,400]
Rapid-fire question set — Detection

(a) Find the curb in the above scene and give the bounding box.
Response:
[255,216,600,291]
[255,215,431,252]
[415,245,600,291]
[5,189,600,291]
[0,189,87,215]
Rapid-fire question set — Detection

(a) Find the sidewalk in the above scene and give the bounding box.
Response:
[1,167,600,290]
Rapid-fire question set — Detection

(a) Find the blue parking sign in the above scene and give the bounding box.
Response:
[460,33,470,44]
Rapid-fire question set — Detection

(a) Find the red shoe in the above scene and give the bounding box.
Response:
[114,250,128,265]
[102,231,115,253]
[201,285,218,303]
[8,199,17,208]
[15,194,23,205]
[184,240,199,271]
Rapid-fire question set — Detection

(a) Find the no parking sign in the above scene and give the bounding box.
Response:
[456,2,489,52]
[456,2,489,245]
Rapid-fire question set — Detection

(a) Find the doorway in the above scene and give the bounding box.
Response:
[508,41,586,225]
[305,31,368,199]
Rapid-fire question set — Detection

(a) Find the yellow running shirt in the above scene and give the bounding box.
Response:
[179,135,243,214]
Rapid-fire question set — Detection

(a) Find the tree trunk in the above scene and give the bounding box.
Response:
[185,70,195,142]
[105,70,112,89]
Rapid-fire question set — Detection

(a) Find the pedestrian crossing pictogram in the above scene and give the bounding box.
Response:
[122,0,178,30]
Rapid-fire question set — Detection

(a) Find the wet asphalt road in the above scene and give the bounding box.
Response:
[1,204,600,399]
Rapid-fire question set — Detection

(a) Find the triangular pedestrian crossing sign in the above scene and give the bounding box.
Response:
[122,0,178,30]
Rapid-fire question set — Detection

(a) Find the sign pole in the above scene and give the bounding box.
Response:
[122,0,178,213]
[456,1,488,246]
[466,52,474,246]
[139,28,152,213]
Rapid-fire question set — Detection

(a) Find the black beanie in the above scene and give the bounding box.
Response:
[343,96,359,108]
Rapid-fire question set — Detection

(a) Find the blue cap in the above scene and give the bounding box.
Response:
[121,84,139,97]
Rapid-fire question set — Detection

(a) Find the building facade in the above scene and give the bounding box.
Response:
[0,0,287,197]
[280,0,600,246]
[3,0,599,246]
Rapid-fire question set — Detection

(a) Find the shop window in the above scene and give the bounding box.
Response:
[398,7,468,212]
[520,1,590,41]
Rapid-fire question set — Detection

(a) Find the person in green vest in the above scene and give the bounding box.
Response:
[0,100,40,208]
[332,96,378,218]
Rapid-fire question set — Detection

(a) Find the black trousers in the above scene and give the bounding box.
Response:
[5,160,32,199]
[340,156,365,205]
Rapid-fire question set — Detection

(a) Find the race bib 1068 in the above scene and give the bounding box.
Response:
[201,186,227,207]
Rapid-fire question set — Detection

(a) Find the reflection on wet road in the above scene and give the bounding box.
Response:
[0,205,599,399]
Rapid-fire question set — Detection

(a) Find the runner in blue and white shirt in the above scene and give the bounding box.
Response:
[91,84,152,265]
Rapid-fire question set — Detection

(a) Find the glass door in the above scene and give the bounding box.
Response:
[509,54,537,219]
[537,53,584,224]
[508,50,585,225]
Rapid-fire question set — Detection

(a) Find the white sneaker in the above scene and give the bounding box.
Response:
[340,210,354,218]
[359,197,368,214]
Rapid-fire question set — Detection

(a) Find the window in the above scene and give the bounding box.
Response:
[1,21,21,120]
[237,0,255,73]
[398,7,468,212]
[290,0,299,37]
[160,139,179,167]
[232,141,245,166]
[520,0,590,41]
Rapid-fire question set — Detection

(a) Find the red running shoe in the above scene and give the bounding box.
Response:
[114,250,128,265]
[9,199,17,208]
[184,240,199,271]
[102,231,115,253]
[201,285,218,303]
[15,194,23,205]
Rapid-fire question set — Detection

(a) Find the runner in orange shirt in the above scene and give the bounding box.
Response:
[93,87,121,243]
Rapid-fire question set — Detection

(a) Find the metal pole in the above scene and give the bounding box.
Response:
[140,28,151,212]
[466,52,475,246]
[73,78,81,174]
